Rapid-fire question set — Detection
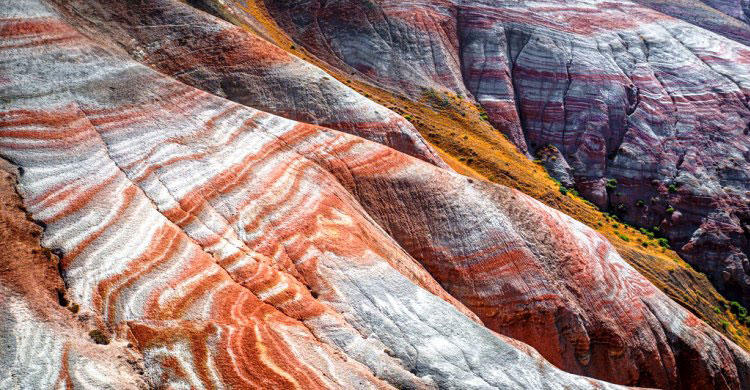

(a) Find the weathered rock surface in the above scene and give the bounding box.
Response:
[633,0,750,46]
[3,0,750,389]
[0,163,149,389]
[700,0,750,23]
[51,0,446,168]
[537,145,575,188]
[264,0,750,313]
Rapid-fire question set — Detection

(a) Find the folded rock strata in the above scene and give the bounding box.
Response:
[52,0,446,168]
[632,0,750,46]
[3,0,750,389]
[0,163,149,389]
[263,0,750,312]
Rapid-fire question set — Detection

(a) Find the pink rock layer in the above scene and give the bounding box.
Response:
[0,164,149,389]
[51,0,447,168]
[2,0,750,389]
[263,0,750,314]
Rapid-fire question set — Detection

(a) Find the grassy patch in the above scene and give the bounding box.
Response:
[89,329,110,345]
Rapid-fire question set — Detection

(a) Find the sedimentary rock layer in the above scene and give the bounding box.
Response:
[263,0,750,312]
[49,0,446,169]
[0,1,615,388]
[633,0,750,46]
[700,0,750,23]
[4,0,750,388]
[0,163,149,389]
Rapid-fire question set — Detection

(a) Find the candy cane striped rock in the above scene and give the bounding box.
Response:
[2,1,750,389]
[264,0,750,342]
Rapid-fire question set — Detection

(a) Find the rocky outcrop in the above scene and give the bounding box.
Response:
[633,0,750,46]
[50,0,446,168]
[3,0,750,388]
[7,0,750,389]
[0,162,149,389]
[0,1,620,388]
[700,0,750,23]
[536,145,575,188]
[264,0,750,312]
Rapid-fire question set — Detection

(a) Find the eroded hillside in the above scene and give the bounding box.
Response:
[3,0,750,389]
[190,0,750,352]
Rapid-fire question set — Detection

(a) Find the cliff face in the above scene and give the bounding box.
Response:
[263,0,750,310]
[3,0,750,389]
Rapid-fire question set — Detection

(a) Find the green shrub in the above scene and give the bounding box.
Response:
[721,320,730,331]
[559,186,569,195]
[668,183,677,193]
[89,329,110,345]
[714,306,723,314]
[730,301,748,321]
[636,199,645,207]
[666,206,675,214]
[605,178,617,190]
[657,238,670,248]
[423,88,452,109]
[479,112,489,121]
[616,232,630,242]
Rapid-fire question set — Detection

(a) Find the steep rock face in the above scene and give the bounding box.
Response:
[263,0,531,153]
[3,1,750,389]
[700,0,750,23]
[264,0,750,310]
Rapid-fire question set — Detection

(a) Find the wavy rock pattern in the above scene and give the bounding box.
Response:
[52,0,445,168]
[0,164,148,390]
[3,0,750,389]
[265,0,750,312]
[632,0,750,46]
